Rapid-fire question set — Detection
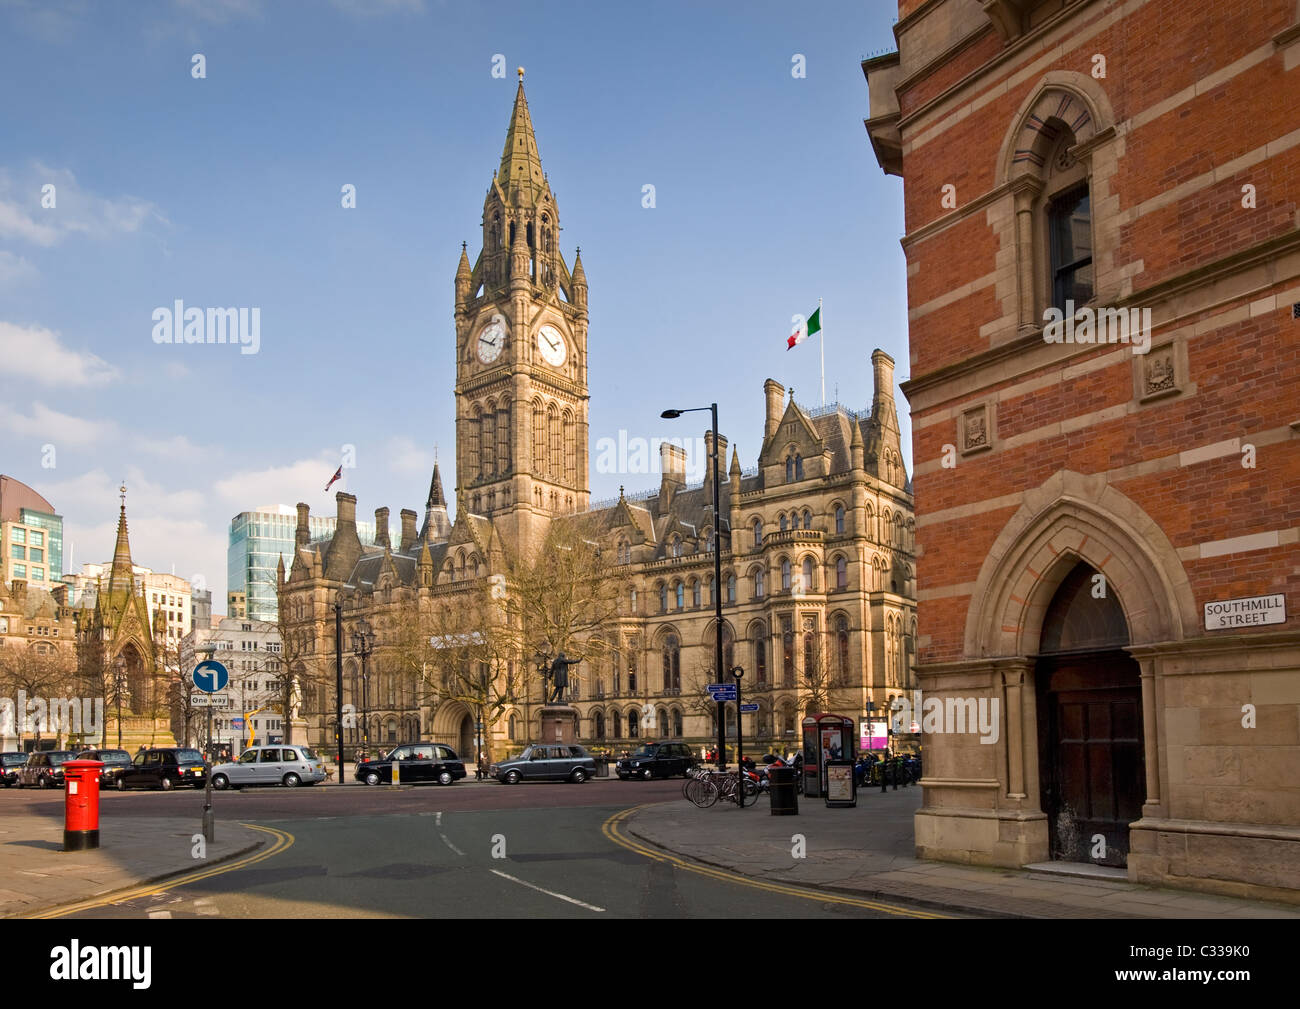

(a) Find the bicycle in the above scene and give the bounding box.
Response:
[683,767,760,808]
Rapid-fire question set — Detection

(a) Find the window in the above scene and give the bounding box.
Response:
[612,709,622,738]
[753,623,768,684]
[835,506,845,535]
[10,545,23,560]
[11,529,24,544]
[785,456,794,482]
[627,652,637,693]
[1049,186,1093,311]
[781,559,791,590]
[662,636,680,691]
[508,715,517,740]
[802,510,811,529]
[836,615,850,684]
[628,711,639,738]
[779,513,788,532]
[802,557,814,591]
[795,455,804,480]
[13,564,24,578]
[594,711,605,740]
[675,582,684,609]
[726,575,735,604]
[754,567,765,598]
[659,584,668,612]
[691,580,701,607]
[781,616,794,685]
[672,709,683,738]
[30,530,42,547]
[671,536,682,558]
[836,556,848,590]
[752,518,763,550]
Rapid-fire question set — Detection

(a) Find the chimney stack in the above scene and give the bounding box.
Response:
[336,492,357,528]
[764,379,785,442]
[704,431,729,487]
[295,502,310,547]
[374,507,390,549]
[399,509,418,552]
[659,441,687,513]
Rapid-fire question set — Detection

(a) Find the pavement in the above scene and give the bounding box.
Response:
[0,813,267,918]
[624,783,1300,919]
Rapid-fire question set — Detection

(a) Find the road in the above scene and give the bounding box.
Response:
[4,779,947,919]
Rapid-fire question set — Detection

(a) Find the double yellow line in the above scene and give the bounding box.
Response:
[602,805,950,918]
[30,824,295,919]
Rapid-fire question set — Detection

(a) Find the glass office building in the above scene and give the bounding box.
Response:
[228,506,376,623]
[0,476,63,585]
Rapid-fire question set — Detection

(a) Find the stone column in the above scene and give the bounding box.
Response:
[998,658,1033,800]
[1012,177,1043,334]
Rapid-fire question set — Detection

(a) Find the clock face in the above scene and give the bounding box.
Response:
[537,324,567,367]
[477,320,505,364]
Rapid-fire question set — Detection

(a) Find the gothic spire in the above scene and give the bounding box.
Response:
[108,483,135,595]
[427,462,446,508]
[497,69,547,206]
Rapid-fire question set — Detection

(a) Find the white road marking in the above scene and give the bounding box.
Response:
[147,910,172,919]
[431,810,464,855]
[489,870,605,912]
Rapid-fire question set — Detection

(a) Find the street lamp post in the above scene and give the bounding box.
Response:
[351,618,375,760]
[662,403,725,770]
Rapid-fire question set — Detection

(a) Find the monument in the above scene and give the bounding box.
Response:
[537,651,582,744]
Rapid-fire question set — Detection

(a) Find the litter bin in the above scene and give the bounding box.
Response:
[593,758,610,778]
[768,765,798,816]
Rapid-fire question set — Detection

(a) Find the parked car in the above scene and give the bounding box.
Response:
[354,743,465,785]
[615,741,696,780]
[115,748,208,791]
[74,749,133,786]
[494,743,597,784]
[1,751,27,787]
[18,750,78,788]
[210,745,326,789]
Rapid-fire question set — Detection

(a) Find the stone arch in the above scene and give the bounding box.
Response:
[964,471,1196,657]
[997,73,1115,187]
[430,699,473,748]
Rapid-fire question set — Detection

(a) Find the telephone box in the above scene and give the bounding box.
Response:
[800,713,855,799]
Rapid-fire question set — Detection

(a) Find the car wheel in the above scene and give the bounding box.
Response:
[160,776,174,791]
[437,770,454,786]
[570,768,587,784]
[283,773,300,788]
[212,774,229,791]
[115,777,126,791]
[504,770,521,784]
[364,771,381,786]
[641,768,653,781]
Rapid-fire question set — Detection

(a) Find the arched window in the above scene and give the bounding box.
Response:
[785,456,794,482]
[779,513,788,532]
[662,635,681,691]
[612,651,622,695]
[803,625,816,681]
[672,536,683,558]
[627,650,638,693]
[781,559,791,590]
[612,709,622,738]
[726,574,736,604]
[754,566,765,598]
[672,709,683,738]
[795,455,804,480]
[752,622,768,684]
[835,506,845,535]
[781,616,794,686]
[627,710,640,738]
[691,579,701,608]
[802,509,812,529]
[706,527,715,554]
[752,518,763,550]
[675,581,684,609]
[658,583,668,613]
[547,403,561,477]
[835,615,850,684]
[836,555,848,590]
[594,711,605,740]
[802,556,814,591]
[508,714,517,740]
[617,540,630,564]
[657,708,668,738]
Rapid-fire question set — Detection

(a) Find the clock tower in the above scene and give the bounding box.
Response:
[454,70,590,553]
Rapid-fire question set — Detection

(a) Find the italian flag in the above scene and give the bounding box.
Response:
[787,307,821,350]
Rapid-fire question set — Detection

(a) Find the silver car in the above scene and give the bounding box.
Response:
[209,745,326,789]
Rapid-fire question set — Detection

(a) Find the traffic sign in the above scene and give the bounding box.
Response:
[193,660,229,693]
[190,694,230,708]
[707,683,737,701]
[740,703,759,712]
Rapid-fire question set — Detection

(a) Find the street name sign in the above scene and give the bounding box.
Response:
[739,703,759,712]
[1204,594,1286,631]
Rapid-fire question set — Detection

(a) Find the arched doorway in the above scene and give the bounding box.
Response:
[458,712,475,760]
[1035,562,1144,867]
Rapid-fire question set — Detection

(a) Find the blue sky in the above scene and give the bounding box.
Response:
[0,0,907,608]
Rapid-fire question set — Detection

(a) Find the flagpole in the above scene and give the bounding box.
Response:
[819,297,825,407]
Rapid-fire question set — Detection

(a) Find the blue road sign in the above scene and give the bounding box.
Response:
[740,703,759,712]
[193,660,229,693]
[707,683,738,701]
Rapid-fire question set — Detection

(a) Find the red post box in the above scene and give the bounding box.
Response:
[63,760,104,851]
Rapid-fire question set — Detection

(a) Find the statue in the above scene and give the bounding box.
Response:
[543,651,582,704]
[288,676,303,721]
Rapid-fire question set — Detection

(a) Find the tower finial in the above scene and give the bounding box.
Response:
[517,66,524,81]
[119,482,126,508]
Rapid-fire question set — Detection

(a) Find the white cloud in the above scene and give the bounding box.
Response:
[0,401,111,448]
[385,435,433,476]
[213,455,347,509]
[0,250,38,288]
[0,163,166,248]
[0,321,119,386]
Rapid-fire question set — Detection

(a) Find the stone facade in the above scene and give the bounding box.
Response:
[866,0,1300,901]
[281,76,918,763]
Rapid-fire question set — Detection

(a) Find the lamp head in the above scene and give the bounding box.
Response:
[660,409,682,419]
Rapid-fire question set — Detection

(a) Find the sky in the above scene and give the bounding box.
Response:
[0,0,908,610]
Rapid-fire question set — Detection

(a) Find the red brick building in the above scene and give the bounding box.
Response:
[866,0,1300,901]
